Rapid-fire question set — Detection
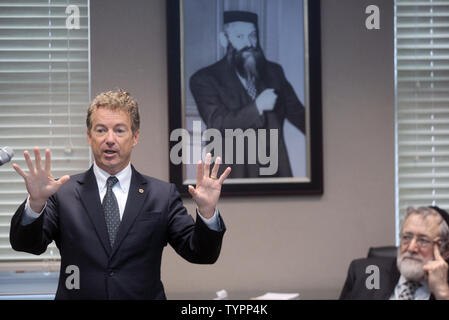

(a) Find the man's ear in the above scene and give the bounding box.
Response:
[132,130,140,147]
[219,32,228,49]
[86,128,92,146]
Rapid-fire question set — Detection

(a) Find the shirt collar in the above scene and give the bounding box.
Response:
[93,162,132,193]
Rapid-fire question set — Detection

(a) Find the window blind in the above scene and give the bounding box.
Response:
[0,0,90,263]
[396,0,449,230]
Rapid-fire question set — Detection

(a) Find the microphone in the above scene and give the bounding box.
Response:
[0,147,14,166]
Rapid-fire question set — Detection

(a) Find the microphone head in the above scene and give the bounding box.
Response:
[0,147,14,166]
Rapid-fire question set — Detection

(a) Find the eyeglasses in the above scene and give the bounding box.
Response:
[399,233,440,249]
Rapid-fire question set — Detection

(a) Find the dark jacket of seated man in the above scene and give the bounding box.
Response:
[340,206,449,300]
[340,256,403,300]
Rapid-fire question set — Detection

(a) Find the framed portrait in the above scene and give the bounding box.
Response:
[167,0,323,196]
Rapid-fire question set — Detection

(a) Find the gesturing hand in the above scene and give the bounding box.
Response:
[423,243,449,300]
[188,153,231,219]
[12,147,70,213]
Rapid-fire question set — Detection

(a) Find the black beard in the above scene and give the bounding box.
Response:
[227,45,267,81]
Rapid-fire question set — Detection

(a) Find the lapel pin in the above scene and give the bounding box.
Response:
[139,189,144,194]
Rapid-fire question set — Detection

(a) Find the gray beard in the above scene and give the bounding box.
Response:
[397,253,426,282]
[227,45,265,82]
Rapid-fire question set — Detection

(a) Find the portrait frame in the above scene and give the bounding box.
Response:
[167,0,323,196]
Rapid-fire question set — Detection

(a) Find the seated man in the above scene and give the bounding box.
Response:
[340,206,449,300]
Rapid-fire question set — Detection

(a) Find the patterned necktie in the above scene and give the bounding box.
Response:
[246,77,257,101]
[102,176,120,247]
[398,281,421,300]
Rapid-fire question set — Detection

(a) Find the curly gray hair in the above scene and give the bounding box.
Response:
[404,206,449,255]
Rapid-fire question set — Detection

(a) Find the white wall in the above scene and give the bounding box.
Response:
[90,0,395,299]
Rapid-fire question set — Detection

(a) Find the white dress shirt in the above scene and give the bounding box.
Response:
[22,162,221,231]
[93,162,131,220]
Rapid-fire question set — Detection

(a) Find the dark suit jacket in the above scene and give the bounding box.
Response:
[9,166,225,300]
[190,57,306,178]
[339,257,400,300]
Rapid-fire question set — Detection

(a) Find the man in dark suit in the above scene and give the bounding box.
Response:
[9,89,231,299]
[340,206,449,300]
[190,11,306,178]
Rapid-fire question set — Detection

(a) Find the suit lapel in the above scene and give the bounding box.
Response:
[76,166,112,256]
[380,258,401,299]
[110,166,148,258]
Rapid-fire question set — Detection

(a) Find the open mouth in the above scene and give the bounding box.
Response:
[103,150,118,156]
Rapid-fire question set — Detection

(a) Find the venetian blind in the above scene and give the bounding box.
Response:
[396,0,449,227]
[0,0,90,263]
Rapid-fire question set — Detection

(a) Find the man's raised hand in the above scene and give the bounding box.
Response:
[12,147,70,213]
[188,153,231,219]
[423,243,449,300]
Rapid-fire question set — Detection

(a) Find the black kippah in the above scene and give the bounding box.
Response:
[429,206,449,228]
[224,11,258,25]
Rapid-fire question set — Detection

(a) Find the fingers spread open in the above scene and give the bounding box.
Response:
[57,175,70,186]
[210,156,221,179]
[218,167,232,184]
[203,153,211,179]
[34,147,42,171]
[188,185,196,198]
[45,149,51,173]
[12,163,27,179]
[24,150,35,173]
[196,160,203,185]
